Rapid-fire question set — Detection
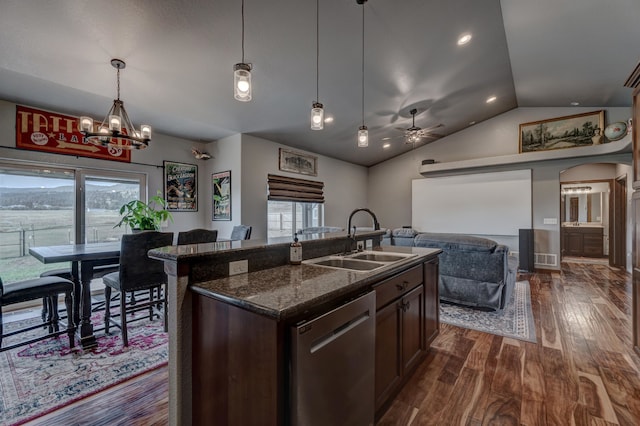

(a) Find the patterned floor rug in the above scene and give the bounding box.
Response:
[439,280,537,343]
[0,309,168,425]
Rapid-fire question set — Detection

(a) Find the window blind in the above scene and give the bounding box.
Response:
[267,174,324,203]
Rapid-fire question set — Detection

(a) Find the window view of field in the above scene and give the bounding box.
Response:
[0,173,139,283]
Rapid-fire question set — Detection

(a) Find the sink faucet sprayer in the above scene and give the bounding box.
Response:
[347,208,380,251]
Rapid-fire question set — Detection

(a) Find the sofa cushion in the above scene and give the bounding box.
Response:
[392,227,418,238]
[414,232,497,252]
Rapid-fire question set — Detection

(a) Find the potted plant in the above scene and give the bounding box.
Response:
[115,192,173,231]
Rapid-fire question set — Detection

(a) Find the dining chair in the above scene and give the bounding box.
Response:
[230,225,252,240]
[0,275,75,352]
[177,229,218,245]
[102,231,173,346]
[39,263,119,322]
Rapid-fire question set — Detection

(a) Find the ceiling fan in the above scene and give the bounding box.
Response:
[397,109,444,144]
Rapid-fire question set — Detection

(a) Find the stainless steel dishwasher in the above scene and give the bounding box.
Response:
[290,291,375,426]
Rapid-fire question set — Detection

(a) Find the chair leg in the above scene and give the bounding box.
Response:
[51,296,60,333]
[120,291,128,347]
[41,296,48,322]
[148,288,154,320]
[64,291,75,348]
[104,286,112,334]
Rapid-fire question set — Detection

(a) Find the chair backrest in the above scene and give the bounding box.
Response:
[177,229,218,245]
[118,231,174,291]
[230,225,252,240]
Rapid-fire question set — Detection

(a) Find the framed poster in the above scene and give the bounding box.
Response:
[164,161,197,211]
[212,170,231,221]
[519,110,604,153]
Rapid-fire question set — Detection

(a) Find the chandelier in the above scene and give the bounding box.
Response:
[79,59,151,150]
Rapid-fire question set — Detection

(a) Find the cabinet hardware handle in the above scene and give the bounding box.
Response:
[396,281,408,291]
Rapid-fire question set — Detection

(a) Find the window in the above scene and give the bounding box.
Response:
[267,201,323,238]
[0,162,145,282]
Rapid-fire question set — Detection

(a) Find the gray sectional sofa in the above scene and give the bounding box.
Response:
[390,228,517,311]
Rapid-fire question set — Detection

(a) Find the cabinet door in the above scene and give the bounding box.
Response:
[402,285,425,374]
[375,300,402,411]
[566,231,583,256]
[423,258,439,345]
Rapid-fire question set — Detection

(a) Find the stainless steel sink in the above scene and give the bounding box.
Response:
[348,252,411,262]
[311,258,385,271]
[304,250,416,272]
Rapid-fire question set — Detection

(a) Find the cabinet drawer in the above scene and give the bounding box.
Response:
[374,264,423,310]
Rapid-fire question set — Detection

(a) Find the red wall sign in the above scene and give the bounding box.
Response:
[15,105,131,163]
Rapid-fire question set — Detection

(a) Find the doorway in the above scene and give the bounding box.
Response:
[559,162,630,269]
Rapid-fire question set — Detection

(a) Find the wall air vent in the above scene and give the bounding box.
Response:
[534,253,558,267]
[624,61,640,88]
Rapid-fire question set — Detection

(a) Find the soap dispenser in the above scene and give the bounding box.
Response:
[290,232,302,265]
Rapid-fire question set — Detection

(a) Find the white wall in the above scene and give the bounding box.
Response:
[0,99,208,233]
[369,106,632,269]
[239,135,369,240]
[206,134,242,239]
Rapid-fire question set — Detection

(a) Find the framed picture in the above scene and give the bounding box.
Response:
[164,161,197,211]
[212,170,231,221]
[279,148,317,176]
[519,110,605,153]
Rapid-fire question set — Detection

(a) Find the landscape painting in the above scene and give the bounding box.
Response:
[519,110,604,153]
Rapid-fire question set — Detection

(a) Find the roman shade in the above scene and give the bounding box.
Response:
[267,174,324,203]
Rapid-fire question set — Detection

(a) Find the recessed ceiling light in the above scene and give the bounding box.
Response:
[570,101,580,106]
[486,96,497,104]
[469,121,476,125]
[324,116,334,123]
[381,137,391,141]
[383,143,391,149]
[457,33,472,46]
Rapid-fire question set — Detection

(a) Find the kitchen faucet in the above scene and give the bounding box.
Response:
[347,208,380,250]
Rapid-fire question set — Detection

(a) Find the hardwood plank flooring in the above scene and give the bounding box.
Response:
[23,262,639,425]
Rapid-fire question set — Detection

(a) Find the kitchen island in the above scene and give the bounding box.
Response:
[149,231,441,425]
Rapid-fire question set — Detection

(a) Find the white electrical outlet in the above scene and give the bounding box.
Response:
[366,239,373,249]
[229,260,248,276]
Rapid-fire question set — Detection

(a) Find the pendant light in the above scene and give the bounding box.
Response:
[357,0,368,147]
[310,0,324,130]
[79,59,151,150]
[234,0,252,102]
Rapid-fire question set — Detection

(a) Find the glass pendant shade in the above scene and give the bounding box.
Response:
[311,102,324,130]
[79,116,93,133]
[358,125,368,147]
[234,63,252,102]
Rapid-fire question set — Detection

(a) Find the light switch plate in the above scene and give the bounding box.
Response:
[229,260,248,276]
[543,218,558,225]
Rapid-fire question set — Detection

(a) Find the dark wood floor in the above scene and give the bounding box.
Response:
[26,262,640,425]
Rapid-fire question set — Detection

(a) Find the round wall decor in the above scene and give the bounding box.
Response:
[603,121,628,141]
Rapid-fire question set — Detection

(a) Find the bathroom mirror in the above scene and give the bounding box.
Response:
[561,182,610,224]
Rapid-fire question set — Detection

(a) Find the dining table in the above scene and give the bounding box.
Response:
[29,242,121,349]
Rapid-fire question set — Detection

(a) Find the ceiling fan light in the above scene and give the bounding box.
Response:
[234,63,252,102]
[358,125,368,147]
[311,102,324,130]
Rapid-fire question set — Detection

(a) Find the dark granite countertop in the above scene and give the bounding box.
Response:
[189,246,441,321]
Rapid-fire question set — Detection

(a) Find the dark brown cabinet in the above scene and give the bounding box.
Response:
[374,259,439,416]
[562,226,604,258]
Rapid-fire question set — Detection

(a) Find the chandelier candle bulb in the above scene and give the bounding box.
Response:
[109,115,121,132]
[140,125,152,140]
[79,116,93,133]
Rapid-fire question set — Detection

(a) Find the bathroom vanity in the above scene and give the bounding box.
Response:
[562,224,604,257]
[149,232,441,425]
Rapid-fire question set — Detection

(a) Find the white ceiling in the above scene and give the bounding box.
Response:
[0,0,638,166]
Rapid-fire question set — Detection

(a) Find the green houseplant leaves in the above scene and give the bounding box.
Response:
[115,192,174,231]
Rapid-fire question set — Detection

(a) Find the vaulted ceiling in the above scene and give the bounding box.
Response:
[0,0,638,166]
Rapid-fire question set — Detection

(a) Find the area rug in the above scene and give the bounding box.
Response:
[439,280,537,343]
[0,310,168,425]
